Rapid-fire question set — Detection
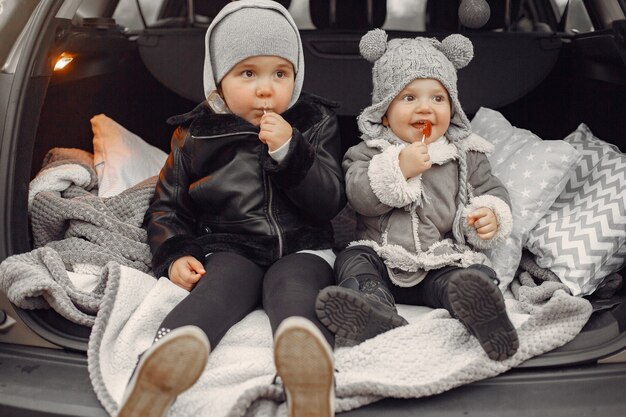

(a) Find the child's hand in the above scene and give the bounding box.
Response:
[259,112,293,152]
[398,142,432,179]
[169,256,206,291]
[467,207,497,240]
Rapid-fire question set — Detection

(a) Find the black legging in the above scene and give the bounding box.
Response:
[334,245,497,313]
[157,251,335,348]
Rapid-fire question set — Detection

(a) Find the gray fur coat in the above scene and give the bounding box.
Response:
[344,133,513,287]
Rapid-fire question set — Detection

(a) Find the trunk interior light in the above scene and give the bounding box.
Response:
[53,53,73,71]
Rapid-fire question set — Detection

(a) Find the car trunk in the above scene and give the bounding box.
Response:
[0,0,625,415]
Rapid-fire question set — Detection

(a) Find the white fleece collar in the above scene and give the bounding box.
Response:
[428,137,457,165]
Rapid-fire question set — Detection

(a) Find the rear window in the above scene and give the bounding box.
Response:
[113,0,434,32]
[114,0,163,30]
[555,0,594,33]
[0,0,40,73]
[384,0,427,31]
[116,0,594,33]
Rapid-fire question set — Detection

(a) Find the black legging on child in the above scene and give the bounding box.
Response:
[157,251,335,348]
[334,245,497,313]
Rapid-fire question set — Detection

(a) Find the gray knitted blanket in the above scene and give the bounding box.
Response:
[0,148,156,326]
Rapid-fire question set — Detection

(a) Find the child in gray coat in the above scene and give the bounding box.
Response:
[316,30,518,361]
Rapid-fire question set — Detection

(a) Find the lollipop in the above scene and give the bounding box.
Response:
[416,121,432,143]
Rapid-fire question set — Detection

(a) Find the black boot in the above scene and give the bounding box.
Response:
[315,277,408,347]
[445,269,519,361]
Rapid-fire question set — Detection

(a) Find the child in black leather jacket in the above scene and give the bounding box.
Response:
[118,2,344,417]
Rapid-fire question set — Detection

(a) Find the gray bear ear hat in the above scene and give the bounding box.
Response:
[357,29,474,143]
[203,0,304,112]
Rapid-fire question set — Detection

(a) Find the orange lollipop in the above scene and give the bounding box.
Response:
[417,121,432,142]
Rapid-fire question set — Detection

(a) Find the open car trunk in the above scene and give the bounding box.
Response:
[1,0,625,416]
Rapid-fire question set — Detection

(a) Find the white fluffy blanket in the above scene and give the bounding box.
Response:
[88,263,592,417]
[12,147,594,416]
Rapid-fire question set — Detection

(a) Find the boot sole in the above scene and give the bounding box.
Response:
[118,327,210,417]
[315,286,408,346]
[274,317,334,417]
[448,270,519,361]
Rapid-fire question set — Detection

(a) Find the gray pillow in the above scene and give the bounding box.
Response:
[526,124,626,296]
[470,108,581,290]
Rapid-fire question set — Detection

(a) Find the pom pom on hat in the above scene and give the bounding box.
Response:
[359,28,388,63]
[440,34,473,69]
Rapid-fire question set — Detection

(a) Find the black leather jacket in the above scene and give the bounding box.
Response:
[145,93,346,278]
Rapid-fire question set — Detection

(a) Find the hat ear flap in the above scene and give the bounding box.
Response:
[360,28,388,63]
[440,34,474,69]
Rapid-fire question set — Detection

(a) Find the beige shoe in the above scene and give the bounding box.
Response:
[118,325,210,417]
[274,317,335,417]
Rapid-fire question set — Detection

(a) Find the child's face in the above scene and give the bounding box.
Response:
[383,78,451,144]
[219,56,295,126]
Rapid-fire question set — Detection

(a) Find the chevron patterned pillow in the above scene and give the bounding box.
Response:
[470,107,581,291]
[526,124,626,296]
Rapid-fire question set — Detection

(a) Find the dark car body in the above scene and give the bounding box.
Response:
[1,0,625,416]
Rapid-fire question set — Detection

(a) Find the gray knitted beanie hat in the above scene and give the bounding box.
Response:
[357,29,474,144]
[203,0,304,112]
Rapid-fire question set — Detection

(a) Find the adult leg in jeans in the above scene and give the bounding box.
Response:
[315,245,407,346]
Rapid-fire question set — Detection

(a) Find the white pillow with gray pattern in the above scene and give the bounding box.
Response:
[470,107,581,291]
[526,124,626,296]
